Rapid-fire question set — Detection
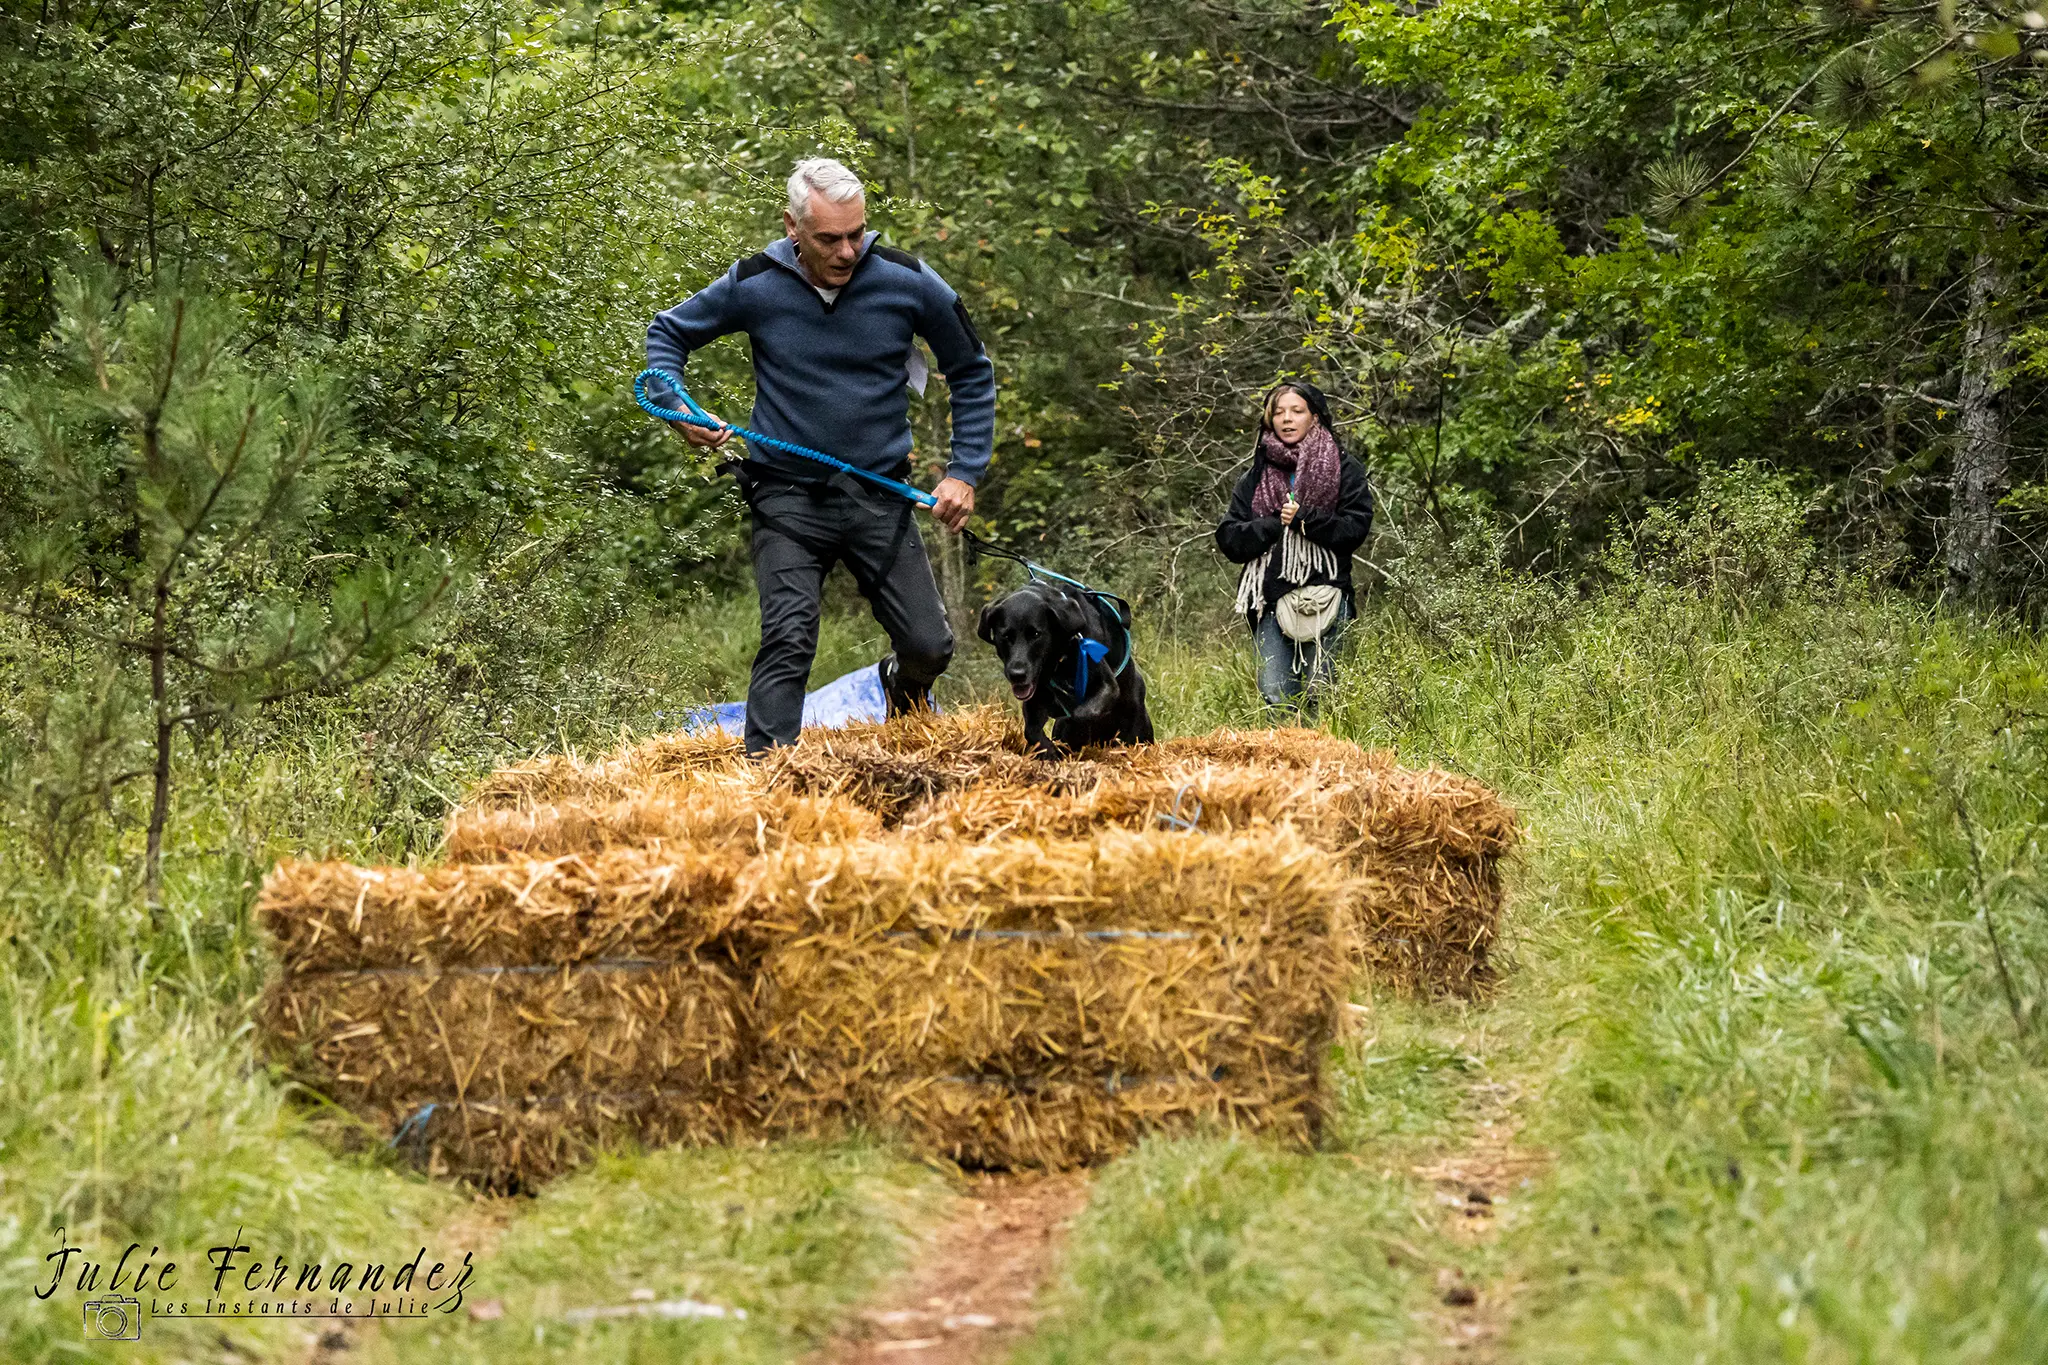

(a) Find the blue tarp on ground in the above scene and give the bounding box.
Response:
[682,663,921,738]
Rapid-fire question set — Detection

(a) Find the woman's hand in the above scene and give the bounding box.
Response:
[1280,500,1299,527]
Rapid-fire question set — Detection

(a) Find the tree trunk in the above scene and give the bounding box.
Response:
[1945,247,2012,602]
[144,580,171,904]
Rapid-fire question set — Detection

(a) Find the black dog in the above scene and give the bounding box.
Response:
[977,580,1153,756]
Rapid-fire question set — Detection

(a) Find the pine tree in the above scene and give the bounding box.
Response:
[0,275,447,899]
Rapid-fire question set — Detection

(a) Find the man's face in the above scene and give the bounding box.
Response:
[784,193,867,288]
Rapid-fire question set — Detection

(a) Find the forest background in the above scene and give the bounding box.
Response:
[4,2,2048,1362]
[10,0,2048,857]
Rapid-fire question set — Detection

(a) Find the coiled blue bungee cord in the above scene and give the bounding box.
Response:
[634,367,936,508]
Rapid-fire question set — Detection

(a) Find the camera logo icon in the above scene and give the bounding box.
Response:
[83,1295,142,1341]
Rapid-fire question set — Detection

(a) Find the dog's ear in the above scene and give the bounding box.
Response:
[977,598,1001,643]
[1049,589,1090,639]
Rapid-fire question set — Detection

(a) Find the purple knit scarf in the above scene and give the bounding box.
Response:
[1253,422,1340,518]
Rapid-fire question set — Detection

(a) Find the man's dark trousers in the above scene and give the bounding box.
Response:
[744,474,953,756]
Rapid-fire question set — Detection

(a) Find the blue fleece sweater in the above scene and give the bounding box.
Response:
[645,234,996,487]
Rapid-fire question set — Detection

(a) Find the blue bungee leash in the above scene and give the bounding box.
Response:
[635,365,1123,601]
[636,368,936,508]
[634,364,1135,693]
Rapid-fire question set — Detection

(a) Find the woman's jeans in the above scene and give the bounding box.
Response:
[1254,599,1351,709]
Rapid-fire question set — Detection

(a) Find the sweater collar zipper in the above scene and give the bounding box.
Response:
[767,233,878,314]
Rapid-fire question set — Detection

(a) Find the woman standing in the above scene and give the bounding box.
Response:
[1215,381,1375,710]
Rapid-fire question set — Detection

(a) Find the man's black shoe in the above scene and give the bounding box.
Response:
[879,652,933,717]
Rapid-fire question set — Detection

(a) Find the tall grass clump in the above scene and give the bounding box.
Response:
[1324,475,2048,1362]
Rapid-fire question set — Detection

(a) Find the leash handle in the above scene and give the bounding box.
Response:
[635,368,937,509]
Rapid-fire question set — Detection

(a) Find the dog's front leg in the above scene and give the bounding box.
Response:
[1023,703,1059,758]
[1117,676,1155,745]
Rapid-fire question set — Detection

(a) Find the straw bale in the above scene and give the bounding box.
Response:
[442,783,879,863]
[1354,765,1516,863]
[893,764,1339,844]
[762,920,1330,1082]
[461,709,1024,814]
[609,729,753,782]
[371,1089,753,1192]
[258,957,752,1107]
[1152,725,1392,775]
[1351,857,1506,995]
[257,848,756,973]
[463,730,751,811]
[954,748,1507,871]
[464,754,636,811]
[1344,765,1514,996]
[836,705,1024,755]
[750,717,1402,827]
[891,757,1515,996]
[755,711,1042,817]
[764,1073,1318,1172]
[741,829,1347,1165]
[739,826,1343,939]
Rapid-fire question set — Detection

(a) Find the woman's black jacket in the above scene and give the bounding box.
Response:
[1215,446,1375,625]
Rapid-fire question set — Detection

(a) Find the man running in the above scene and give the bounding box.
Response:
[646,158,994,756]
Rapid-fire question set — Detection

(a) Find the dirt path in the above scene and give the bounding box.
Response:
[1409,1079,1549,1362]
[810,1172,1091,1365]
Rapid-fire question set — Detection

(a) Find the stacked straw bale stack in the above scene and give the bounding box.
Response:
[257,850,768,1190]
[255,707,1514,1187]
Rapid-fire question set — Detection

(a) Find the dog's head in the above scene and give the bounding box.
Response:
[976,584,1088,703]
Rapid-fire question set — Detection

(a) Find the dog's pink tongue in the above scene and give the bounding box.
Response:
[1011,681,1036,700]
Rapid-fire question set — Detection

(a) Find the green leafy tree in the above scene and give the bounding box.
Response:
[666,0,2048,605]
[1326,0,2048,596]
[3,0,743,561]
[0,278,447,896]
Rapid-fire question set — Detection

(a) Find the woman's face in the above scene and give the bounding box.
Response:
[1268,390,1316,444]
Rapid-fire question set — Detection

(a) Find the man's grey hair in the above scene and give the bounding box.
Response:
[787,158,865,221]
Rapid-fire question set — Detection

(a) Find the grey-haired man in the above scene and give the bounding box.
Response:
[646,159,995,756]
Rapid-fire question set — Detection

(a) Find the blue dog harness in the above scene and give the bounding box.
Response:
[1034,583,1134,719]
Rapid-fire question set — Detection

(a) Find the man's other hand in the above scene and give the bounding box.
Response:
[669,417,732,450]
[931,477,975,533]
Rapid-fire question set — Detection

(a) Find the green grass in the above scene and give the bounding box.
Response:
[4,537,2047,1362]
[1014,1139,1429,1365]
